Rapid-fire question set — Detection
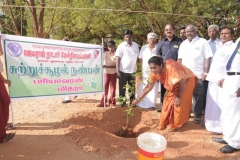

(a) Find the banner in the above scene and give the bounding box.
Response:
[1,35,104,99]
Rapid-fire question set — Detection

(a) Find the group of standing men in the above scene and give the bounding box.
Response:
[104,23,239,154]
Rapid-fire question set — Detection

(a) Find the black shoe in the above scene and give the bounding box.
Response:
[62,100,72,103]
[212,137,227,144]
[157,109,161,112]
[121,104,126,107]
[210,131,222,135]
[220,145,239,153]
[149,107,155,110]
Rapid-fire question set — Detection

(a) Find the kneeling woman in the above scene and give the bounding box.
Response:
[132,56,197,131]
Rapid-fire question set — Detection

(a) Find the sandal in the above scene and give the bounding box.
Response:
[148,107,155,110]
[166,128,178,132]
[210,131,222,135]
[194,118,201,124]
[1,133,15,143]
[96,104,104,107]
[7,122,13,126]
[6,123,15,130]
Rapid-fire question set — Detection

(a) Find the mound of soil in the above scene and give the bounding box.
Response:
[1,96,240,160]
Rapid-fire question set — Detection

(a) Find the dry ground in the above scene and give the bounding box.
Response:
[0,96,240,160]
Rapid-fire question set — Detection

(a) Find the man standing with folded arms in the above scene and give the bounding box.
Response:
[115,30,139,107]
[212,37,240,153]
[178,24,213,124]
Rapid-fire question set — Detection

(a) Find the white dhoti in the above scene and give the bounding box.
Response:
[137,78,159,108]
[204,82,223,133]
[137,44,158,108]
[221,75,240,149]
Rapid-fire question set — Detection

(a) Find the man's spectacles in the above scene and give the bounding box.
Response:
[220,33,231,35]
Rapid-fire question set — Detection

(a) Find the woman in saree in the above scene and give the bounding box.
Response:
[132,56,197,131]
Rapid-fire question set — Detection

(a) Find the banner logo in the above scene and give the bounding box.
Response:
[7,42,22,57]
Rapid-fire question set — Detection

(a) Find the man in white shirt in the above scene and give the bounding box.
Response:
[205,27,235,134]
[178,24,213,124]
[204,24,221,112]
[212,37,240,153]
[208,25,221,55]
[115,30,139,107]
[137,32,159,109]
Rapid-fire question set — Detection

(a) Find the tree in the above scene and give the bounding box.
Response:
[0,0,60,38]
[1,0,239,42]
[0,0,27,35]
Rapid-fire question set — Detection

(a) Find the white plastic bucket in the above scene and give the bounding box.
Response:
[137,132,167,160]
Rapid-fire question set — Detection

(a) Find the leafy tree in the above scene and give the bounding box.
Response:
[0,0,27,35]
[0,0,239,42]
[0,0,60,38]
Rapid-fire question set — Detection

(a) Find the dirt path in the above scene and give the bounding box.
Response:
[0,95,239,160]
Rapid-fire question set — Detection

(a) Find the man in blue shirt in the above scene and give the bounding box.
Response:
[157,24,182,111]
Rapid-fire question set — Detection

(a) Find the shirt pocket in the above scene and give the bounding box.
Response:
[122,49,130,57]
[161,45,169,57]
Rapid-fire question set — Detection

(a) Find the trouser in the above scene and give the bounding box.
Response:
[160,83,166,104]
[221,75,240,149]
[203,80,209,112]
[0,79,10,142]
[119,71,135,105]
[100,73,116,105]
[193,79,204,118]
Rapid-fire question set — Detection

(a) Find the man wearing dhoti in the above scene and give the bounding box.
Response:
[212,37,240,153]
[205,27,235,134]
[137,33,159,109]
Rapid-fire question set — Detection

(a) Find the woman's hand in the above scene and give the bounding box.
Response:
[174,97,181,107]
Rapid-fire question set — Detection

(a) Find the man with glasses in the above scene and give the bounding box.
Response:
[156,24,182,111]
[115,30,139,107]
